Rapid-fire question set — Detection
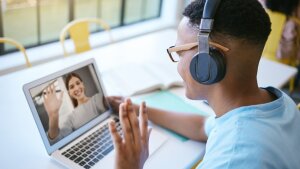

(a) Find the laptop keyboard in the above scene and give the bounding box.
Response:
[61,118,122,169]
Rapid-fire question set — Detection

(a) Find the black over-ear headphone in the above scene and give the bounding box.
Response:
[190,0,226,85]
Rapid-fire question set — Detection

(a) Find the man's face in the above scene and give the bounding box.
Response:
[176,17,209,100]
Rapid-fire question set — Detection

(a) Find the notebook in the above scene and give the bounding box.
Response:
[23,58,167,169]
[101,62,183,96]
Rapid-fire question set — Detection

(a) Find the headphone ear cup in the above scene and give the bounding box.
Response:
[189,49,226,84]
[207,49,226,84]
[190,53,211,83]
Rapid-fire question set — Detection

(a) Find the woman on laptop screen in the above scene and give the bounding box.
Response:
[43,72,107,144]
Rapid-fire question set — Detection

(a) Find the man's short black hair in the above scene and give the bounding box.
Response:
[183,0,271,46]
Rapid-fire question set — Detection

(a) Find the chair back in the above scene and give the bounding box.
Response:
[60,18,113,56]
[262,9,286,61]
[0,37,31,67]
[69,21,91,54]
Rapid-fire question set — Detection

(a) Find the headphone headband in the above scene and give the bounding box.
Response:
[199,0,222,53]
[202,0,222,19]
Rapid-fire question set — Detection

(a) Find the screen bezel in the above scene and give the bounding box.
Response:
[23,58,112,155]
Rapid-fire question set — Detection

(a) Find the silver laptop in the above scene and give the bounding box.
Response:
[23,59,167,169]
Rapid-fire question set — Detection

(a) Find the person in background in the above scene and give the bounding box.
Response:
[265,0,300,61]
[108,0,300,169]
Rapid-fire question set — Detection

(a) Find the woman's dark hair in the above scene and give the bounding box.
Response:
[183,0,271,46]
[266,0,299,16]
[65,72,83,107]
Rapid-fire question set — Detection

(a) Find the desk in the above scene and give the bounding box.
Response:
[0,29,297,169]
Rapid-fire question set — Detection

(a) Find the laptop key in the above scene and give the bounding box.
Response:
[93,158,99,163]
[69,155,77,160]
[96,154,104,160]
[64,153,71,158]
[79,161,86,166]
[84,158,90,162]
[97,148,103,153]
[75,157,83,163]
[84,165,91,169]
[102,145,114,155]
[89,154,95,159]
[88,161,95,166]
[114,118,119,122]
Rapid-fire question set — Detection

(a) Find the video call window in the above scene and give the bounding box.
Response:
[29,65,108,145]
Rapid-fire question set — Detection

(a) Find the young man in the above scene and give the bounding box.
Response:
[108,0,300,168]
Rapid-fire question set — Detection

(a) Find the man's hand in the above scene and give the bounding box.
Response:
[106,96,125,114]
[109,99,152,169]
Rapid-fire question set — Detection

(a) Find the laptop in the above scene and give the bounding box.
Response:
[23,58,168,169]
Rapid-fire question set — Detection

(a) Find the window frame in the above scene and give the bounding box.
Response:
[0,0,163,55]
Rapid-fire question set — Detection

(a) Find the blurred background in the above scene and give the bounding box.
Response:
[0,0,163,53]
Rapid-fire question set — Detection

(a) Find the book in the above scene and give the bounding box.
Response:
[131,90,209,142]
[101,62,183,96]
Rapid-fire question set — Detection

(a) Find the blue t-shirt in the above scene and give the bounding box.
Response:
[197,87,300,169]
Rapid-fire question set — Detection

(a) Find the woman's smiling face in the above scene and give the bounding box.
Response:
[68,76,85,100]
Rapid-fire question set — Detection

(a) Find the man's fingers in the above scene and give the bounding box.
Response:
[139,102,149,142]
[126,99,141,146]
[107,96,123,102]
[119,103,133,144]
[109,120,122,150]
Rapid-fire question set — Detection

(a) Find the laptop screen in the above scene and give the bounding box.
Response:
[27,60,110,146]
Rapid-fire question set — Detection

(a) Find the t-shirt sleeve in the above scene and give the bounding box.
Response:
[204,115,216,137]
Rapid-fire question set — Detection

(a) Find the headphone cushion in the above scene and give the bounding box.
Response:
[209,49,226,84]
[190,49,226,84]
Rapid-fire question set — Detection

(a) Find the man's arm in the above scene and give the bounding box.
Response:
[135,105,208,142]
[107,96,208,142]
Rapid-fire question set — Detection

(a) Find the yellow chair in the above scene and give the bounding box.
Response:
[263,10,286,62]
[0,37,32,67]
[60,18,113,57]
[262,9,300,92]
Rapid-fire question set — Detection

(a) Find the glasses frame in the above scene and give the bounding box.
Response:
[166,42,230,62]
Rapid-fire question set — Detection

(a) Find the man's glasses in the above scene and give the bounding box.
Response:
[166,42,230,62]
